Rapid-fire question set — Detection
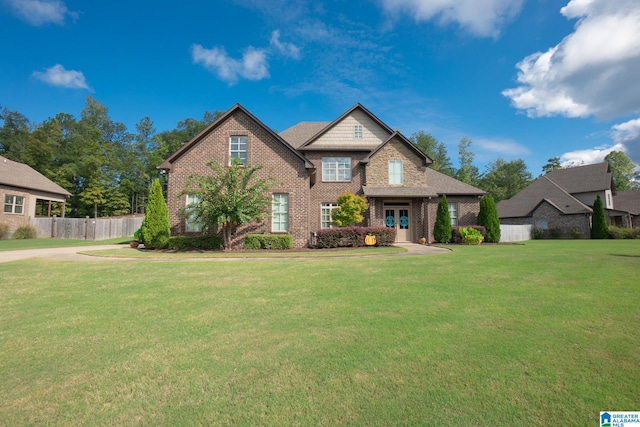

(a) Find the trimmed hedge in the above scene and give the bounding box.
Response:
[315,227,396,248]
[244,234,293,250]
[608,226,640,239]
[167,236,223,250]
[451,226,486,244]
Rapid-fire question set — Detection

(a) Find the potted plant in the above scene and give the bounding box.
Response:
[130,228,143,248]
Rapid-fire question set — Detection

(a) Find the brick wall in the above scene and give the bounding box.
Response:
[425,195,481,240]
[500,201,591,238]
[305,150,370,232]
[0,185,31,236]
[165,109,310,248]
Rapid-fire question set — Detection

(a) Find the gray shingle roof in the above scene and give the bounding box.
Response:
[0,155,71,196]
[613,190,640,215]
[544,162,612,193]
[497,175,592,218]
[279,122,330,148]
[424,167,486,195]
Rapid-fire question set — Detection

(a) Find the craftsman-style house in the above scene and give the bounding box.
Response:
[159,104,486,248]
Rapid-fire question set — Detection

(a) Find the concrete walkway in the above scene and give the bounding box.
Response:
[0,243,450,264]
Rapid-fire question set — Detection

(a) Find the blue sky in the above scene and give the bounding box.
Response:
[1,0,639,175]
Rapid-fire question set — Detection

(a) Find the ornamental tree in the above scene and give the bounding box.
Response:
[331,191,369,227]
[590,194,608,239]
[141,178,171,249]
[434,195,452,243]
[477,195,501,243]
[182,158,277,250]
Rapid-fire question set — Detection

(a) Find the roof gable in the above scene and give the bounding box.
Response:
[0,155,71,196]
[296,104,393,151]
[497,175,592,218]
[159,104,313,170]
[363,132,432,167]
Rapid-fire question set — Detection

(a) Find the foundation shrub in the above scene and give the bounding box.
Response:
[608,226,632,239]
[533,228,546,240]
[244,234,293,250]
[0,223,9,239]
[452,226,486,244]
[315,227,395,248]
[549,227,563,239]
[13,225,37,239]
[167,236,223,250]
[569,227,583,239]
[459,227,484,245]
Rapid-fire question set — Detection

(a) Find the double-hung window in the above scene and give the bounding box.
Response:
[185,194,202,232]
[321,203,339,228]
[322,157,351,181]
[272,193,289,232]
[354,124,363,139]
[389,160,403,184]
[449,202,458,226]
[4,195,24,214]
[230,136,247,165]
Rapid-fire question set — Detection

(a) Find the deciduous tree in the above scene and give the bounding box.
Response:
[183,158,277,250]
[331,192,369,227]
[456,137,480,186]
[480,158,532,202]
[410,131,455,176]
[604,151,640,191]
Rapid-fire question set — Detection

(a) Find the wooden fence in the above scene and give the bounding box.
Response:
[499,224,532,242]
[31,215,144,241]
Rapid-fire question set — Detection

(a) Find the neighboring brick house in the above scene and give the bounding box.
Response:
[497,162,638,237]
[1,155,71,237]
[159,103,486,247]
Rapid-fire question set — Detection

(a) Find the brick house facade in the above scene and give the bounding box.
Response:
[159,104,486,247]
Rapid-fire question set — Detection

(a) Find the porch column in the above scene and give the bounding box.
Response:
[425,197,432,244]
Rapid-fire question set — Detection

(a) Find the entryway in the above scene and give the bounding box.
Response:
[384,205,412,242]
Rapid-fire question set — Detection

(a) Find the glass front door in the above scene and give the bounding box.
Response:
[385,207,411,242]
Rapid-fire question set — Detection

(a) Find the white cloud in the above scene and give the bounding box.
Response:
[475,138,531,156]
[503,0,640,119]
[192,44,269,85]
[270,30,301,59]
[380,0,525,37]
[559,143,624,167]
[32,64,90,90]
[5,0,77,26]
[611,118,640,164]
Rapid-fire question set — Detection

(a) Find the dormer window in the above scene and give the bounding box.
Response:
[354,124,363,139]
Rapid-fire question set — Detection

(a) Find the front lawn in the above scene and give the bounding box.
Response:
[0,237,132,251]
[0,240,638,425]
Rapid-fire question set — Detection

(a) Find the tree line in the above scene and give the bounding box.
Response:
[1,96,637,218]
[0,97,222,218]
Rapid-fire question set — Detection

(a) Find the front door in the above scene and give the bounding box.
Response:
[385,207,411,242]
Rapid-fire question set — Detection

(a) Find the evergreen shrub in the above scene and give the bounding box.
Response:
[141,179,171,249]
[244,234,294,250]
[533,228,546,239]
[549,227,563,239]
[434,195,452,243]
[167,236,223,250]
[608,226,632,239]
[477,195,501,243]
[591,195,608,239]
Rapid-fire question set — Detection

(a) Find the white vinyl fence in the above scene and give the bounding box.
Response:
[499,224,532,242]
[31,215,144,240]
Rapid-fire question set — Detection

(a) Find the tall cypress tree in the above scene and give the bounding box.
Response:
[141,178,171,249]
[477,195,501,243]
[590,194,608,239]
[434,195,452,243]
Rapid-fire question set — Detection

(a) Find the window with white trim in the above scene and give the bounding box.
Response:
[230,135,247,165]
[185,194,202,232]
[4,194,24,214]
[272,193,289,232]
[322,157,351,181]
[389,160,403,184]
[354,124,363,139]
[449,202,458,226]
[321,202,339,228]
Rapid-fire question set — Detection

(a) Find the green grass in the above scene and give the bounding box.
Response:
[81,246,405,258]
[1,240,638,426]
[0,237,132,251]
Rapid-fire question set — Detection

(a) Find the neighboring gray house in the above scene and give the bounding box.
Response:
[1,155,71,236]
[613,190,640,228]
[497,162,636,237]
